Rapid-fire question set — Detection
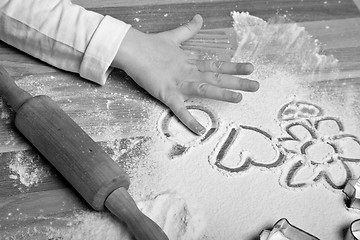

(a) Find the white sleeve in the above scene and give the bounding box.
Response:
[0,0,131,85]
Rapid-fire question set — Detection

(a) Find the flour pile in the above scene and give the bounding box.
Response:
[42,192,205,240]
[232,12,338,74]
[8,151,50,191]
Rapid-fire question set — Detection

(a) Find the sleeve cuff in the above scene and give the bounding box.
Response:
[79,15,131,85]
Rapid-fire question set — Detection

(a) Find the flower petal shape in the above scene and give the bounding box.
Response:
[335,134,360,162]
[281,139,301,153]
[314,117,343,137]
[285,156,351,189]
[319,161,351,189]
[303,140,335,165]
[279,122,316,153]
[285,158,320,188]
[278,101,323,122]
[285,122,316,141]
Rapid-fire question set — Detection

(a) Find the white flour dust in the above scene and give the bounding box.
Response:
[232,12,338,74]
[30,192,205,240]
[8,151,50,191]
[0,98,11,120]
[126,12,360,240]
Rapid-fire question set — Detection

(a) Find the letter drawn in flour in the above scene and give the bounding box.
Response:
[158,105,218,159]
[278,101,360,189]
[208,123,285,173]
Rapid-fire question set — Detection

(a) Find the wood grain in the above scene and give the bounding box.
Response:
[0,188,88,237]
[353,0,360,9]
[90,0,360,33]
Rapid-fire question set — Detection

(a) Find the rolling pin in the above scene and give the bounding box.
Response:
[0,66,169,240]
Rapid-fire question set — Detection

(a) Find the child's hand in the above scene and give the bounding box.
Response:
[112,14,259,135]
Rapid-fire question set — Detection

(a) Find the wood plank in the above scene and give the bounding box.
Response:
[299,18,360,50]
[74,0,230,8]
[0,149,67,197]
[89,0,360,33]
[0,136,150,198]
[326,47,360,72]
[353,0,360,10]
[0,44,60,79]
[73,0,359,26]
[0,188,89,237]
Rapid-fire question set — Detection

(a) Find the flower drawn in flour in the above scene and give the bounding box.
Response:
[278,101,360,189]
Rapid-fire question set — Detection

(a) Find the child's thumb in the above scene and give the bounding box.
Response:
[167,14,203,44]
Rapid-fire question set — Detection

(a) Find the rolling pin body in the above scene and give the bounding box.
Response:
[0,66,169,240]
[15,94,130,209]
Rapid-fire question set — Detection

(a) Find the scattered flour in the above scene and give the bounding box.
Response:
[137,192,206,240]
[8,151,50,191]
[0,98,11,120]
[127,11,360,240]
[26,192,205,240]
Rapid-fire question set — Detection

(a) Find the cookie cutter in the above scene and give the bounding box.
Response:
[343,178,360,211]
[346,219,360,240]
[343,178,360,240]
[260,218,319,240]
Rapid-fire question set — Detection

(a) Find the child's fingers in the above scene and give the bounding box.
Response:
[166,14,203,44]
[181,82,242,103]
[200,72,259,92]
[166,95,206,135]
[196,60,254,75]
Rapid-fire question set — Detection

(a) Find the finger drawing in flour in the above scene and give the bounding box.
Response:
[208,123,285,173]
[159,105,218,158]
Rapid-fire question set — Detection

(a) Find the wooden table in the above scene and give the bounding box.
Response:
[1,0,360,239]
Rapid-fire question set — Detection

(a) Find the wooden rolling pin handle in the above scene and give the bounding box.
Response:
[0,66,32,111]
[105,188,169,240]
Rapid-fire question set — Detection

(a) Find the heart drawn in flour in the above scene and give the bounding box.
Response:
[208,123,285,173]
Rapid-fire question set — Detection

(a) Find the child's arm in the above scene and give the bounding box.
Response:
[0,0,130,85]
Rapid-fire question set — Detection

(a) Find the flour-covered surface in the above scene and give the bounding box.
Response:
[127,12,360,240]
[1,192,205,240]
[1,1,360,240]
